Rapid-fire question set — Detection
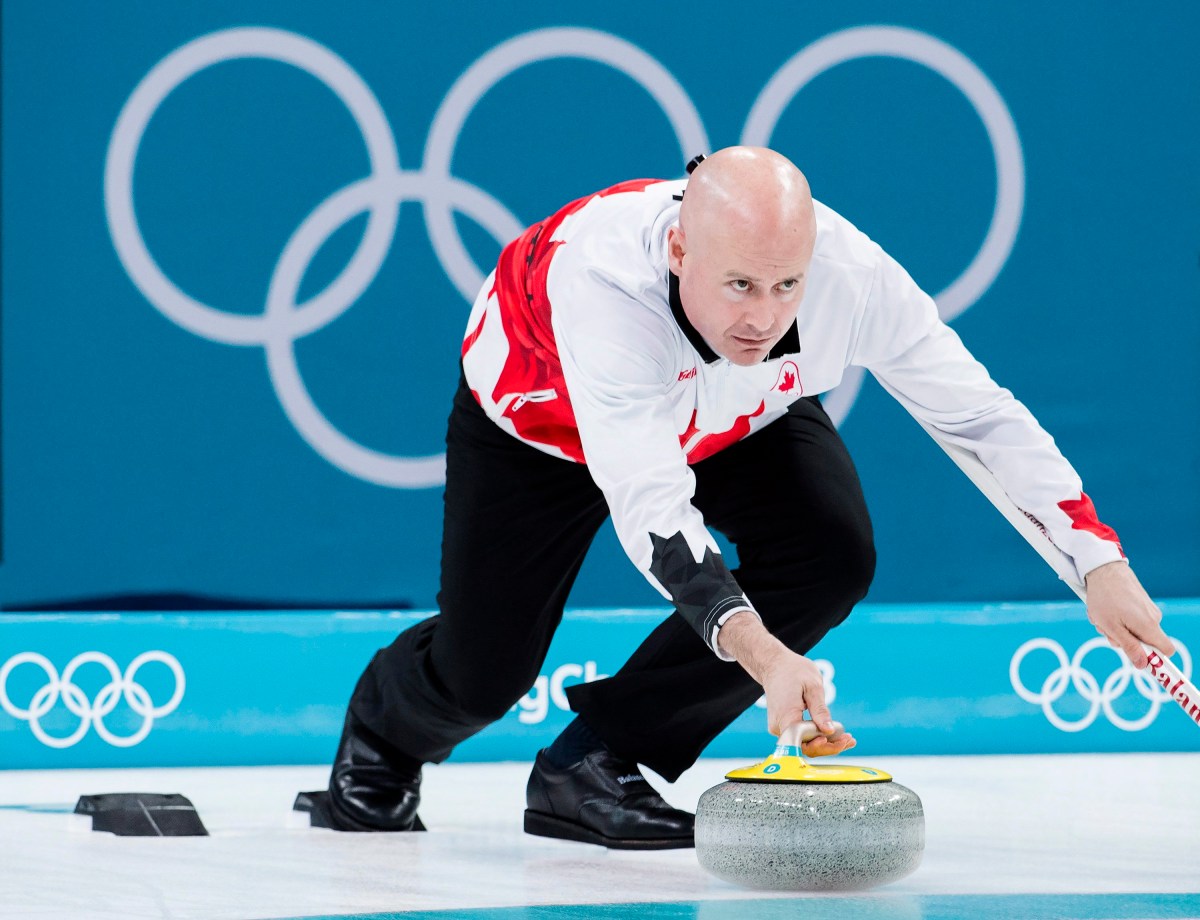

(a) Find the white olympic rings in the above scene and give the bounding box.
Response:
[0,651,185,749]
[104,24,1023,486]
[742,26,1024,423]
[1009,636,1193,732]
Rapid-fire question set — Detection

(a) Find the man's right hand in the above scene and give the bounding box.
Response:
[760,649,856,755]
[717,610,856,756]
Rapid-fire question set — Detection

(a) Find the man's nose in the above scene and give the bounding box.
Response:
[742,298,775,333]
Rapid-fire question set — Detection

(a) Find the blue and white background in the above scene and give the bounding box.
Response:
[2,2,1197,767]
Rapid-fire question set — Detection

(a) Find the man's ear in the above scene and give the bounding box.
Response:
[667,225,685,274]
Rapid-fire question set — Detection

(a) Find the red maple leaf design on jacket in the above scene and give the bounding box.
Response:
[773,361,802,395]
[1057,492,1124,555]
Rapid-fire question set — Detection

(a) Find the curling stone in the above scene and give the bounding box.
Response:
[695,722,924,891]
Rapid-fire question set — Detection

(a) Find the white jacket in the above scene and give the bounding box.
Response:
[461,178,1124,656]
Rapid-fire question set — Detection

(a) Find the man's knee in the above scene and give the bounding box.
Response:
[826,517,875,606]
[747,511,875,641]
[769,510,875,605]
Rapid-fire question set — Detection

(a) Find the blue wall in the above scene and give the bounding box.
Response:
[2,2,1197,610]
[3,602,1197,769]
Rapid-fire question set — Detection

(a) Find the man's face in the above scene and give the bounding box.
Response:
[668,222,814,366]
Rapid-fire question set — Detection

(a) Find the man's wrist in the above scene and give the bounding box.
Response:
[717,610,787,682]
[711,606,759,661]
[715,609,755,655]
[1084,558,1130,585]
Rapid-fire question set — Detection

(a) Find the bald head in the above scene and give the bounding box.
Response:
[667,147,817,366]
[679,146,815,246]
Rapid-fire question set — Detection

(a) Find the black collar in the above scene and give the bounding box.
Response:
[668,271,719,363]
[668,271,800,365]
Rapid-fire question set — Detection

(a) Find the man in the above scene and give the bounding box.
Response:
[304,147,1174,848]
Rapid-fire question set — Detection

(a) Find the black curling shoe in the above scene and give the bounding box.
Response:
[297,711,425,832]
[524,749,694,849]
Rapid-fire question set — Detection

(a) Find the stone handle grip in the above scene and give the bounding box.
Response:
[780,720,845,747]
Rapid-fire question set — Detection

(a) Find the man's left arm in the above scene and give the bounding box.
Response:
[854,247,1175,668]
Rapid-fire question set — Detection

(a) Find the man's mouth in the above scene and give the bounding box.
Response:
[732,335,772,347]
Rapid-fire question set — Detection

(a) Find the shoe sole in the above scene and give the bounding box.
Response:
[523,809,694,850]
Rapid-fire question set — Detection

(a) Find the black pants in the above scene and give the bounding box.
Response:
[348,377,875,782]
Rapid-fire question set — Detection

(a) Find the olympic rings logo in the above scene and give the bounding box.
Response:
[0,651,185,748]
[1009,637,1193,732]
[104,25,1024,487]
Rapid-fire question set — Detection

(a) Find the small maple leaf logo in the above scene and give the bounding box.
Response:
[774,361,802,395]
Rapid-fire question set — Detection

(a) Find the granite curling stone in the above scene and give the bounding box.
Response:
[695,723,924,891]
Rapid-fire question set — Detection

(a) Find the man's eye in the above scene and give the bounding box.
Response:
[731,279,751,292]
[777,279,797,292]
